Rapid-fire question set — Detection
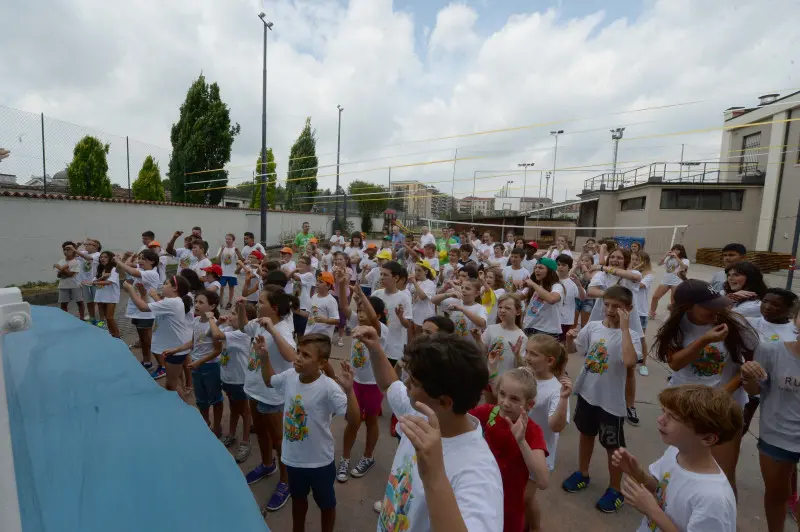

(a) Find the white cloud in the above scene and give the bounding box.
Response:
[1,0,798,204]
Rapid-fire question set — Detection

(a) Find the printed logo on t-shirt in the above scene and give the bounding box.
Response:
[454,314,468,336]
[179,255,191,269]
[527,295,544,317]
[82,260,93,273]
[352,340,367,368]
[665,258,678,273]
[647,472,671,531]
[504,278,514,292]
[284,395,309,442]
[690,345,724,377]
[220,349,230,367]
[308,306,319,326]
[246,350,261,371]
[488,337,505,361]
[380,454,416,531]
[222,253,233,265]
[769,333,780,342]
[585,339,610,374]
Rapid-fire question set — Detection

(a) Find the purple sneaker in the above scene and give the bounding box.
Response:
[245,460,277,485]
[263,482,291,512]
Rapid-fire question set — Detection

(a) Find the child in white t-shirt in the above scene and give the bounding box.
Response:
[409,260,437,335]
[612,385,738,532]
[202,264,222,294]
[555,254,583,340]
[433,277,488,341]
[440,248,461,287]
[55,241,85,318]
[73,239,101,323]
[372,261,413,361]
[352,325,504,532]
[563,285,641,514]
[240,252,264,304]
[191,241,212,282]
[92,251,121,337]
[188,293,224,435]
[256,331,359,532]
[503,249,531,296]
[522,258,564,338]
[482,294,525,403]
[523,334,572,531]
[116,248,162,373]
[306,271,340,339]
[216,233,244,310]
[290,256,317,336]
[279,247,297,295]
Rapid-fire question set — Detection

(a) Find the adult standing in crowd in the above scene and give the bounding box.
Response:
[330,228,346,252]
[392,224,406,260]
[294,221,313,252]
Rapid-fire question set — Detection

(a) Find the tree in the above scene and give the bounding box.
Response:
[132,156,166,201]
[285,117,318,211]
[167,74,240,205]
[66,136,112,198]
[251,148,277,209]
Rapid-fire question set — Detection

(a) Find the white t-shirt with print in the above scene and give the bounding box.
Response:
[502,266,530,295]
[191,318,218,363]
[193,257,212,281]
[482,324,526,377]
[730,298,762,318]
[321,253,334,272]
[149,297,192,356]
[446,301,488,340]
[218,246,238,278]
[573,321,642,417]
[378,381,504,532]
[242,243,266,261]
[125,269,161,319]
[243,319,297,405]
[77,252,100,283]
[636,446,736,532]
[635,272,654,317]
[522,284,565,334]
[669,315,751,408]
[587,271,644,336]
[662,257,689,286]
[755,341,800,453]
[373,288,413,360]
[306,293,340,338]
[329,235,345,252]
[296,272,316,311]
[94,269,120,304]
[528,376,569,471]
[347,313,388,385]
[558,277,579,326]
[410,279,437,325]
[747,317,796,343]
[220,327,252,385]
[271,369,348,468]
[174,247,197,272]
[281,261,297,295]
[244,266,261,303]
[441,263,460,285]
[57,258,81,290]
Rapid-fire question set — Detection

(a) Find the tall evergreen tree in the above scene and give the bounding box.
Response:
[285,117,318,211]
[66,136,113,197]
[132,156,166,201]
[251,148,277,209]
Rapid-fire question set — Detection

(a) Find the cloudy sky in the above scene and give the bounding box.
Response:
[1,0,798,207]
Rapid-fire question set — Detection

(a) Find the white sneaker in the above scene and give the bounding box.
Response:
[639,366,649,376]
[373,500,383,514]
[336,458,350,483]
[336,337,344,347]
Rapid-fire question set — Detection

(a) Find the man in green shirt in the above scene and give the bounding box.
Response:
[294,221,313,252]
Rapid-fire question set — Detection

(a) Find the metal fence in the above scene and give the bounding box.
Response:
[0,104,171,197]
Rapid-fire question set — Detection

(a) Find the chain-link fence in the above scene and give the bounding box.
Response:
[0,104,171,197]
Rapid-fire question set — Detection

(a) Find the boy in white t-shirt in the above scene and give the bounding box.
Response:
[279,247,297,295]
[306,271,340,339]
[166,230,199,271]
[555,254,584,339]
[55,241,85,318]
[353,325,504,532]
[73,239,101,324]
[372,261,413,362]
[503,248,530,296]
[290,256,317,336]
[256,332,359,532]
[612,385,739,532]
[216,233,244,310]
[563,285,641,514]
[191,241,212,282]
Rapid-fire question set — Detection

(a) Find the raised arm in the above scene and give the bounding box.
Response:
[352,325,398,392]
[165,230,182,257]
[121,282,150,312]
[525,280,561,304]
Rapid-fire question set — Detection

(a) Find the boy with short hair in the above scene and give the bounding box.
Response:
[255,332,359,532]
[352,326,504,531]
[555,254,584,340]
[166,230,198,271]
[710,243,746,291]
[503,248,531,296]
[372,261,413,364]
[55,241,85,319]
[217,233,244,310]
[279,247,297,295]
[73,239,101,324]
[522,242,539,274]
[422,242,439,272]
[191,240,212,282]
[563,285,641,513]
[612,385,739,531]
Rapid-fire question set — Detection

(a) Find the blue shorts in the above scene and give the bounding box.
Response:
[165,353,188,365]
[256,401,284,415]
[294,312,308,337]
[220,276,238,287]
[578,298,595,313]
[192,362,223,410]
[361,286,372,297]
[222,382,247,402]
[286,462,336,509]
[639,315,649,331]
[131,318,155,329]
[758,438,800,464]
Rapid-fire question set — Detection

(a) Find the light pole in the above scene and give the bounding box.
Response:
[518,162,534,202]
[334,105,343,232]
[611,127,625,179]
[549,130,564,200]
[258,12,273,246]
[505,180,514,197]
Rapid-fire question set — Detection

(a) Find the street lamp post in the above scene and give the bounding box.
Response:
[258,12,273,246]
[518,162,534,204]
[334,105,343,233]
[611,127,625,179]
[505,180,514,197]
[549,130,564,201]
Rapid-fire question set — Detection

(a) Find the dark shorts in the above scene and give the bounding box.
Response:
[523,328,560,340]
[164,353,188,365]
[220,276,238,287]
[286,462,336,509]
[294,312,308,337]
[574,395,626,449]
[758,438,800,464]
[361,286,372,297]
[131,318,155,329]
[558,324,574,343]
[191,362,223,410]
[639,315,649,331]
[256,401,284,415]
[222,382,248,402]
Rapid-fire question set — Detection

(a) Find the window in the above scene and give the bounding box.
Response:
[660,189,744,211]
[739,132,761,175]
[620,196,646,211]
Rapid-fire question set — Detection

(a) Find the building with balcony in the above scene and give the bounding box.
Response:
[390,180,444,221]
[458,196,494,216]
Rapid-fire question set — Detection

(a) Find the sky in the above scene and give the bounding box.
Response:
[1,0,798,208]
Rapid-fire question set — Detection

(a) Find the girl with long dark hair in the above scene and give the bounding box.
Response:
[723,261,767,318]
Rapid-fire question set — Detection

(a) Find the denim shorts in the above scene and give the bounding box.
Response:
[256,401,284,415]
[639,315,649,331]
[286,462,337,509]
[191,362,223,410]
[164,353,188,365]
[578,298,595,313]
[523,328,560,340]
[220,276,238,287]
[222,382,248,402]
[131,318,155,329]
[758,438,800,464]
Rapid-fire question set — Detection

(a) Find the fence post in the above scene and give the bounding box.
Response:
[786,200,800,291]
[40,113,47,195]
[126,136,131,199]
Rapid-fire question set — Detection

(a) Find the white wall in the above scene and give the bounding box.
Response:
[0,196,382,287]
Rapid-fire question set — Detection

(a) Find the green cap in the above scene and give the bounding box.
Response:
[538,257,557,272]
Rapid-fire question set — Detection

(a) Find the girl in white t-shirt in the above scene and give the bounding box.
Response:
[631,251,655,376]
[128,274,194,391]
[649,244,689,319]
[546,235,573,260]
[482,266,506,326]
[409,261,437,334]
[522,334,573,531]
[346,232,365,261]
[723,261,767,319]
[117,248,161,374]
[482,294,525,403]
[522,258,564,338]
[93,251,121,338]
[653,279,758,495]
[435,277,488,341]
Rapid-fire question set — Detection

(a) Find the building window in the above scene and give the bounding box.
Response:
[620,196,646,211]
[739,132,761,175]
[660,189,744,211]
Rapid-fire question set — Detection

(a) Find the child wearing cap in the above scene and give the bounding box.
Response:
[307,271,340,339]
[653,279,758,495]
[522,257,564,339]
[523,242,539,274]
[279,247,296,296]
[409,260,438,336]
[240,250,264,304]
[367,249,392,294]
[202,264,223,294]
[359,244,378,297]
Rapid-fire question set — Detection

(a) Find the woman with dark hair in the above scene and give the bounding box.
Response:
[653,279,758,496]
[522,258,564,339]
[723,261,767,318]
[649,244,690,319]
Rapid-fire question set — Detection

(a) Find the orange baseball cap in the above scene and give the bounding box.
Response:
[309,237,318,244]
[367,243,377,249]
[319,271,335,286]
[280,247,293,254]
[148,241,161,248]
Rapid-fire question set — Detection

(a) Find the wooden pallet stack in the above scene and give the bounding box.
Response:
[695,248,792,273]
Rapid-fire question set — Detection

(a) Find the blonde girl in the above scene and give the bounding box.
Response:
[482,294,525,404]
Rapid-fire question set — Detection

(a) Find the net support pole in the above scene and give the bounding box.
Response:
[786,200,800,291]
[669,225,678,250]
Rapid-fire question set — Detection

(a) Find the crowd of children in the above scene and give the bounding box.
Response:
[53,225,800,531]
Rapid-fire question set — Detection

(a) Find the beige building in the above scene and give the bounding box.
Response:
[458,196,494,215]
[391,180,436,220]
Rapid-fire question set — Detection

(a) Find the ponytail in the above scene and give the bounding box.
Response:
[263,285,299,318]
[198,290,221,319]
[171,275,193,314]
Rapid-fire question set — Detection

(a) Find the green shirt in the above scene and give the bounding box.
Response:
[294,232,312,249]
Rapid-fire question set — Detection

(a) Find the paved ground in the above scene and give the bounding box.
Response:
[59,263,792,531]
